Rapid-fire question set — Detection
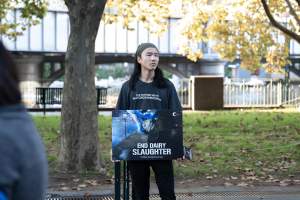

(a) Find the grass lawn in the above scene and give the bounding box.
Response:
[33,109,300,185]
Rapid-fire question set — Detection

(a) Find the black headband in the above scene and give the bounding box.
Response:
[136,43,159,57]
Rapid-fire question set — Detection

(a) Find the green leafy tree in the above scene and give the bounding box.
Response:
[96,65,127,79]
[96,68,110,79]
[0,0,47,37]
[113,67,126,78]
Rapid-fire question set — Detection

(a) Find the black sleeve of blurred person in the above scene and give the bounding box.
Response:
[0,42,22,106]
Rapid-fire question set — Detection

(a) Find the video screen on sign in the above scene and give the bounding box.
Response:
[112,110,183,160]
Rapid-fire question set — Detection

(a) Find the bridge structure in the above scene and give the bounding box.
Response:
[1,9,300,107]
[1,9,226,106]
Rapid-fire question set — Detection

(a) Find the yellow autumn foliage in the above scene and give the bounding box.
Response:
[0,0,47,38]
[178,0,296,72]
[2,0,298,73]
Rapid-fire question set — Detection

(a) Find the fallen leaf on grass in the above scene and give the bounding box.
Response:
[279,181,289,187]
[105,179,113,184]
[246,176,258,181]
[262,168,275,172]
[255,161,263,166]
[179,179,194,185]
[90,181,98,186]
[224,182,233,186]
[60,187,70,191]
[78,184,87,188]
[84,192,92,197]
[293,180,300,184]
[187,192,193,197]
[237,182,248,187]
[84,180,98,186]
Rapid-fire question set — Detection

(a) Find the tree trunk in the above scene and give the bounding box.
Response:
[59,0,107,172]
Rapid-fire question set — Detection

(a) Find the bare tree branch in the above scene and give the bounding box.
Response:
[284,0,300,27]
[261,0,300,44]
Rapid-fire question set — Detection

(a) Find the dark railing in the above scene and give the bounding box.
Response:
[97,87,107,105]
[35,87,108,114]
[36,88,63,105]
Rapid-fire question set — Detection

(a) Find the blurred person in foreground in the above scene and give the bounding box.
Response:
[0,41,48,200]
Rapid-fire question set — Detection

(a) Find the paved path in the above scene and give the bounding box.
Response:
[174,186,300,200]
[47,185,300,200]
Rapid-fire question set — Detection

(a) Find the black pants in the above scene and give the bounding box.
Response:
[128,160,176,200]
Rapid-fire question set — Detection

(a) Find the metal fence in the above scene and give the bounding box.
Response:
[224,79,300,108]
[36,87,107,108]
[177,79,191,108]
[21,80,191,109]
[23,79,300,110]
[178,77,300,109]
[282,83,300,106]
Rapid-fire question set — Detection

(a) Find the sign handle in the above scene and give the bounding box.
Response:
[114,162,121,200]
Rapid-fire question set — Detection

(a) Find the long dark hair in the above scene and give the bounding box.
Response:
[129,43,167,90]
[0,42,21,106]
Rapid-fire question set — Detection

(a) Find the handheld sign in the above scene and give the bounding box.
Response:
[112,110,183,160]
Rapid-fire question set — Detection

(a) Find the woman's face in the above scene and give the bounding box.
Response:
[137,47,159,71]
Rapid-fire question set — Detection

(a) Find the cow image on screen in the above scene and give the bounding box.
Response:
[112,110,183,160]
